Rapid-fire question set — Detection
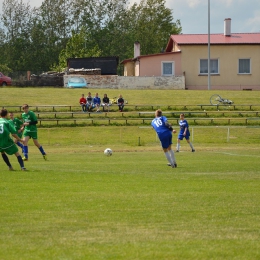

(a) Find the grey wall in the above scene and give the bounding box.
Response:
[64,75,185,90]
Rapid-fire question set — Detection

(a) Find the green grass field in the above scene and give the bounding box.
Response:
[0,88,260,259]
[1,87,260,108]
[1,126,260,259]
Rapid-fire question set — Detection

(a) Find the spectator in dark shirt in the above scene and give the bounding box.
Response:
[102,94,110,112]
[117,94,125,112]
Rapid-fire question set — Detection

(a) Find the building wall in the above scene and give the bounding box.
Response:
[181,45,260,90]
[64,75,185,90]
[124,62,135,76]
[135,61,140,76]
[138,52,182,77]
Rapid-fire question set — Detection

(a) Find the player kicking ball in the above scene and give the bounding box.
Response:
[151,109,177,168]
[21,104,47,161]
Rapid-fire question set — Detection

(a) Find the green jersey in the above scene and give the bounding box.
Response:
[9,118,23,134]
[22,110,37,132]
[0,118,16,149]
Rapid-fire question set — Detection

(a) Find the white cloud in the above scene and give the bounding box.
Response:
[186,0,202,8]
[245,10,260,32]
[216,0,234,7]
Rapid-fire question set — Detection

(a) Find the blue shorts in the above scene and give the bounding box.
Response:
[178,132,190,140]
[158,131,172,149]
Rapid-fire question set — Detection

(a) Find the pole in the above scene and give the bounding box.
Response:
[208,0,211,90]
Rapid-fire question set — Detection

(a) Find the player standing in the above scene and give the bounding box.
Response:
[176,113,195,152]
[0,109,26,171]
[151,109,177,168]
[21,104,47,161]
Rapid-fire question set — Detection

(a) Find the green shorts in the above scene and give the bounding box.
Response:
[23,130,38,139]
[0,143,18,155]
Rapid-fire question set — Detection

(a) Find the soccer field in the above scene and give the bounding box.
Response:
[1,127,260,259]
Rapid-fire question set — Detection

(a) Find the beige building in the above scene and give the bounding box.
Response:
[121,19,260,90]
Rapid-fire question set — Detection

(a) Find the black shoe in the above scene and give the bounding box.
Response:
[192,149,195,152]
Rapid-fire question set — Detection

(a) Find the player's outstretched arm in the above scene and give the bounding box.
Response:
[12,133,23,143]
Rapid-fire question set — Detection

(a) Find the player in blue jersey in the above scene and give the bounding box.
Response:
[151,109,177,168]
[176,113,195,152]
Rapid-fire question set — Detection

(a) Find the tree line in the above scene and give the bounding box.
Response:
[0,0,182,77]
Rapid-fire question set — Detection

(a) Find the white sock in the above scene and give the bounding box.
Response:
[165,152,173,165]
[189,142,194,149]
[169,150,176,164]
[176,143,180,151]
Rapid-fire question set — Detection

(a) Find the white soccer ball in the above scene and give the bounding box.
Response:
[104,148,113,156]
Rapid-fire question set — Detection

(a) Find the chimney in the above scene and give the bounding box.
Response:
[224,18,231,36]
[134,41,140,58]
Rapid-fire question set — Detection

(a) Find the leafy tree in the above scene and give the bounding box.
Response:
[0,64,12,74]
[130,0,182,55]
[34,0,74,71]
[0,0,35,71]
[51,29,102,72]
[0,0,182,75]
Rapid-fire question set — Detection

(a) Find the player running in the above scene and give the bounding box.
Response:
[151,109,177,168]
[21,104,47,161]
[0,109,26,171]
[176,113,195,152]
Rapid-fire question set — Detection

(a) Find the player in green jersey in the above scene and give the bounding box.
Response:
[21,104,47,161]
[9,112,24,151]
[0,109,26,171]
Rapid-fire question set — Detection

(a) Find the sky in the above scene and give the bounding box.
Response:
[0,0,260,34]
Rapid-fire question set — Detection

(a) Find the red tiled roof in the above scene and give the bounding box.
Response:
[166,33,260,52]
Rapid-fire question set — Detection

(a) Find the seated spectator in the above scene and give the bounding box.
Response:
[117,94,125,112]
[86,92,95,112]
[93,93,101,112]
[79,94,87,112]
[102,94,110,112]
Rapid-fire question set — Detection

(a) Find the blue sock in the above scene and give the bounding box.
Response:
[17,155,25,168]
[39,146,46,155]
[17,141,24,149]
[23,146,28,158]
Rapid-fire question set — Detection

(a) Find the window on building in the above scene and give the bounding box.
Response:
[200,59,219,74]
[162,62,174,76]
[238,59,250,74]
